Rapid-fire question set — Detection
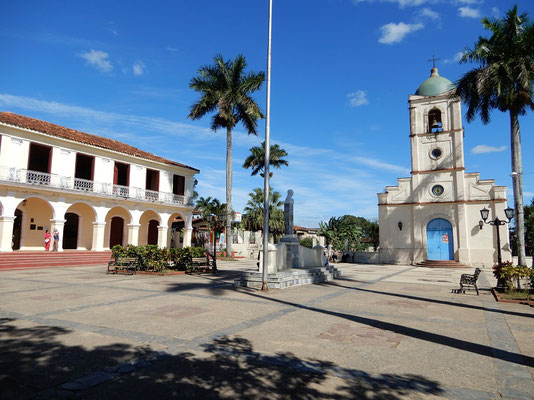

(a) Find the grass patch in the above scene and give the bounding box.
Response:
[217,257,239,262]
[495,288,534,301]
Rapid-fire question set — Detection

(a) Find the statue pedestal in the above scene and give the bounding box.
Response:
[279,235,299,269]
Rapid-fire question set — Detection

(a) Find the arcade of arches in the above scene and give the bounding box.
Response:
[0,195,192,252]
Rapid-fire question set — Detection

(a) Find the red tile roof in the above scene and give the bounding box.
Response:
[0,112,199,172]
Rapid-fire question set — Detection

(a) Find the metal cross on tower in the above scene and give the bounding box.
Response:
[427,55,440,68]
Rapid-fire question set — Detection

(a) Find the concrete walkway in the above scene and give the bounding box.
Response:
[0,260,533,399]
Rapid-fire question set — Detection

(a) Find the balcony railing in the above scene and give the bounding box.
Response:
[0,166,194,207]
[74,177,94,192]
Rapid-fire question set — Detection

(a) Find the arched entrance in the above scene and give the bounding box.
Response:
[147,220,159,245]
[63,213,79,249]
[12,209,22,250]
[426,218,454,260]
[110,217,124,248]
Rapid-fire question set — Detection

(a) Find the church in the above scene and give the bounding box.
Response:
[378,66,512,268]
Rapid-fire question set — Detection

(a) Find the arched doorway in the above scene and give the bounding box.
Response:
[426,218,454,260]
[147,220,159,245]
[63,213,79,249]
[110,217,124,248]
[12,209,22,250]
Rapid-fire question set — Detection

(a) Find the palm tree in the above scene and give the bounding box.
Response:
[188,54,265,258]
[455,5,534,266]
[242,188,284,240]
[243,141,288,177]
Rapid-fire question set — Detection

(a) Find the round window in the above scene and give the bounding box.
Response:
[432,185,444,196]
[430,148,443,159]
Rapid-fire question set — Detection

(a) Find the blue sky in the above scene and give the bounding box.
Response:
[1,0,532,227]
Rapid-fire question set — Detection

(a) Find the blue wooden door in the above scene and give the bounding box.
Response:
[426,218,454,260]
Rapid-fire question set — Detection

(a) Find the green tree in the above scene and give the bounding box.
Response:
[188,54,265,258]
[243,141,288,178]
[455,5,534,266]
[319,215,365,252]
[242,188,284,241]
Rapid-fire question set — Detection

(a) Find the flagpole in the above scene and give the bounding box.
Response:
[261,0,273,291]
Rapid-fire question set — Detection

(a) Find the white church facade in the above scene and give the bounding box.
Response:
[0,112,199,252]
[378,67,512,268]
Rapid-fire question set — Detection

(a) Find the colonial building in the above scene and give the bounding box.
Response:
[0,112,199,252]
[378,67,511,267]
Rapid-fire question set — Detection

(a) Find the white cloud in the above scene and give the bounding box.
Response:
[378,22,423,44]
[353,0,429,7]
[456,0,483,4]
[471,145,507,154]
[458,6,481,18]
[352,156,410,174]
[167,47,178,52]
[0,93,212,139]
[79,49,112,73]
[347,90,369,106]
[443,50,466,63]
[491,7,500,17]
[133,61,146,76]
[417,7,440,20]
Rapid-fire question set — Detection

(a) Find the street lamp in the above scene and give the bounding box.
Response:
[479,206,515,266]
[206,214,225,271]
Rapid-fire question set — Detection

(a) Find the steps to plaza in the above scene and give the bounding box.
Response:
[0,251,112,270]
[234,265,342,289]
[416,260,471,268]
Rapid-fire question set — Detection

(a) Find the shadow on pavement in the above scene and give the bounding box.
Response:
[0,318,442,399]
[233,289,534,369]
[329,277,534,319]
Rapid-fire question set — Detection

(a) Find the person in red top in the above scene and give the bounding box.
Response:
[44,230,51,251]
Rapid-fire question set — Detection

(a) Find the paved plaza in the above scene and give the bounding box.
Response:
[1,260,533,399]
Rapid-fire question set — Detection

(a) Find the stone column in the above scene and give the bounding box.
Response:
[77,216,84,249]
[182,228,192,247]
[157,226,169,248]
[92,222,106,251]
[0,216,15,252]
[49,219,66,252]
[127,224,140,246]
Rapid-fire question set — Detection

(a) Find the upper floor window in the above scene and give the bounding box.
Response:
[28,143,51,173]
[146,169,160,192]
[114,162,129,187]
[428,108,443,133]
[74,153,95,191]
[173,174,185,196]
[75,153,94,180]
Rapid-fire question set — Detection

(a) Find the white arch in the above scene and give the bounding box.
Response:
[15,195,55,219]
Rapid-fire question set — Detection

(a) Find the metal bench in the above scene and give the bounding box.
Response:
[108,257,138,275]
[457,268,481,295]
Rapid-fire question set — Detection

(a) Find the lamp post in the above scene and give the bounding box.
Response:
[206,214,225,271]
[479,206,515,266]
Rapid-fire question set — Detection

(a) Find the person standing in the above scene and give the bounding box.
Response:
[44,230,51,251]
[52,229,60,251]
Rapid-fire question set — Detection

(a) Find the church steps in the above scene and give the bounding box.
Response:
[416,260,471,268]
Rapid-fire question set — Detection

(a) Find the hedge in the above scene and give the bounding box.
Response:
[111,245,207,272]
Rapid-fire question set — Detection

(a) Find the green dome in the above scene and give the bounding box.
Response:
[415,67,455,96]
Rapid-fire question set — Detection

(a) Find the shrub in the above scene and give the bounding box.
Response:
[299,237,314,249]
[493,261,534,290]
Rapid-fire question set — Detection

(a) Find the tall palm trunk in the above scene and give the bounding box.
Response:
[510,109,527,266]
[226,126,232,258]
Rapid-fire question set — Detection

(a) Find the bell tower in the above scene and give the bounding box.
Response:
[409,66,465,203]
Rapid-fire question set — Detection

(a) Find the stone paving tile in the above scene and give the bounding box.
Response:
[0,260,533,400]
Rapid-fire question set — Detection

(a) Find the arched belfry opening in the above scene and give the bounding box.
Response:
[428,108,442,133]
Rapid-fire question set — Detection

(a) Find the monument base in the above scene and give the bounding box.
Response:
[234,266,342,289]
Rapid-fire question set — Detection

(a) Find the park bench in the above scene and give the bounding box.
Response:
[188,255,215,274]
[456,268,481,295]
[108,257,138,275]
